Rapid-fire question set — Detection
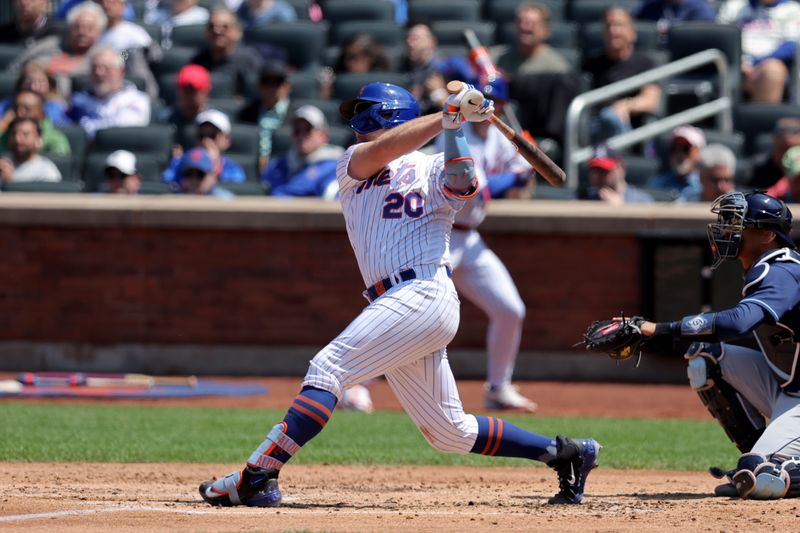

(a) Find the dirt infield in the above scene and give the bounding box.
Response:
[3,463,799,532]
[2,379,786,532]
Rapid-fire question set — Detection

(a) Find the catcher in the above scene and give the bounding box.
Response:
[585,191,800,500]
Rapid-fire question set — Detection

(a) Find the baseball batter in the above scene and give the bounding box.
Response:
[594,192,800,500]
[198,82,600,507]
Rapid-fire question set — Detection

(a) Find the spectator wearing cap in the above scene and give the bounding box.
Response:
[103,149,141,194]
[159,64,211,131]
[0,0,58,45]
[679,144,737,202]
[238,60,291,170]
[648,126,705,196]
[236,0,297,29]
[491,3,571,80]
[750,117,800,189]
[719,0,800,103]
[163,109,246,184]
[767,145,800,202]
[580,146,654,204]
[190,7,262,96]
[0,90,70,156]
[0,117,62,183]
[261,105,344,197]
[67,46,151,138]
[435,78,534,199]
[175,147,235,198]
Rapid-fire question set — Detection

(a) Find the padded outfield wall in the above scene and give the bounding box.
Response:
[0,195,789,384]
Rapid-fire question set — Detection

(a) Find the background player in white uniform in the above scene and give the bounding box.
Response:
[198,82,600,507]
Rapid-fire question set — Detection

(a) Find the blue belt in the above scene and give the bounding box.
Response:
[365,266,452,302]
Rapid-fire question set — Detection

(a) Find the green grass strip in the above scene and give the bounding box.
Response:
[0,403,739,470]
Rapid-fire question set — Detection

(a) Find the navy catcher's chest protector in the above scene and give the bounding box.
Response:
[743,248,800,394]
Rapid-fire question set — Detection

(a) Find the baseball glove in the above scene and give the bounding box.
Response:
[583,316,646,360]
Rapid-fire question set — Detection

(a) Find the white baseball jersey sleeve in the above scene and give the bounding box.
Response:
[435,123,527,229]
[336,145,466,287]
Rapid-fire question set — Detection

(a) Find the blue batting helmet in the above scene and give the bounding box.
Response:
[340,82,420,135]
[707,191,795,268]
[479,76,509,102]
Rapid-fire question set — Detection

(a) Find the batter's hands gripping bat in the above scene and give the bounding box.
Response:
[446,80,566,187]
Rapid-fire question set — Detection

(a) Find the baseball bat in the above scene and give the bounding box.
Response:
[446,80,566,187]
[17,372,198,388]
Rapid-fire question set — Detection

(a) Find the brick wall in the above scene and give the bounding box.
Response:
[0,224,640,351]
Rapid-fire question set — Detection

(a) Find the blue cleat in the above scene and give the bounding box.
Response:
[546,436,601,504]
[199,466,282,507]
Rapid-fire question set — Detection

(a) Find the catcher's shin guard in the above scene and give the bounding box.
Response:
[686,343,766,453]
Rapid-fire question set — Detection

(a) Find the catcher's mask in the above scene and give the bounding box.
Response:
[707,191,795,269]
[340,82,420,135]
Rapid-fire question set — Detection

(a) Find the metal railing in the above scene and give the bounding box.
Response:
[563,49,733,189]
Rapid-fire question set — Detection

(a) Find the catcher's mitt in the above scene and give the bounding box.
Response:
[583,316,646,360]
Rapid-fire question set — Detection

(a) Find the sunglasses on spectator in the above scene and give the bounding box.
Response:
[197,130,219,140]
[260,76,286,86]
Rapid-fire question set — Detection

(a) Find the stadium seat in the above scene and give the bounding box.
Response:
[733,103,800,155]
[332,72,410,101]
[484,0,566,22]
[82,151,162,191]
[2,181,84,193]
[288,98,345,125]
[270,124,354,157]
[408,0,481,22]
[497,20,577,49]
[0,71,18,99]
[329,20,404,48]
[0,44,24,68]
[48,153,75,182]
[552,47,580,71]
[328,125,356,149]
[92,125,175,164]
[432,21,496,47]
[288,70,322,99]
[53,125,87,160]
[140,23,162,45]
[219,181,268,196]
[205,98,245,119]
[323,0,394,23]
[567,0,639,23]
[170,24,207,49]
[666,23,742,100]
[224,152,259,182]
[152,47,198,77]
[287,0,313,20]
[245,22,328,71]
[158,72,234,105]
[227,123,260,156]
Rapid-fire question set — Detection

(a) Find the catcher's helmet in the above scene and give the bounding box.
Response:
[707,191,795,269]
[479,76,508,102]
[340,82,420,135]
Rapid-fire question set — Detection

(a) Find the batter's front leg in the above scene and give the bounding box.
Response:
[385,349,602,504]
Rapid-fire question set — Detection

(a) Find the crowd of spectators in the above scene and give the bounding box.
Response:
[0,0,798,202]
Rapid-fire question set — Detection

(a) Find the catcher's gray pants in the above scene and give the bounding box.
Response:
[721,343,800,462]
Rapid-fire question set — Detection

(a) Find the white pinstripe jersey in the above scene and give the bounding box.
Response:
[336,145,466,287]
[436,123,527,229]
